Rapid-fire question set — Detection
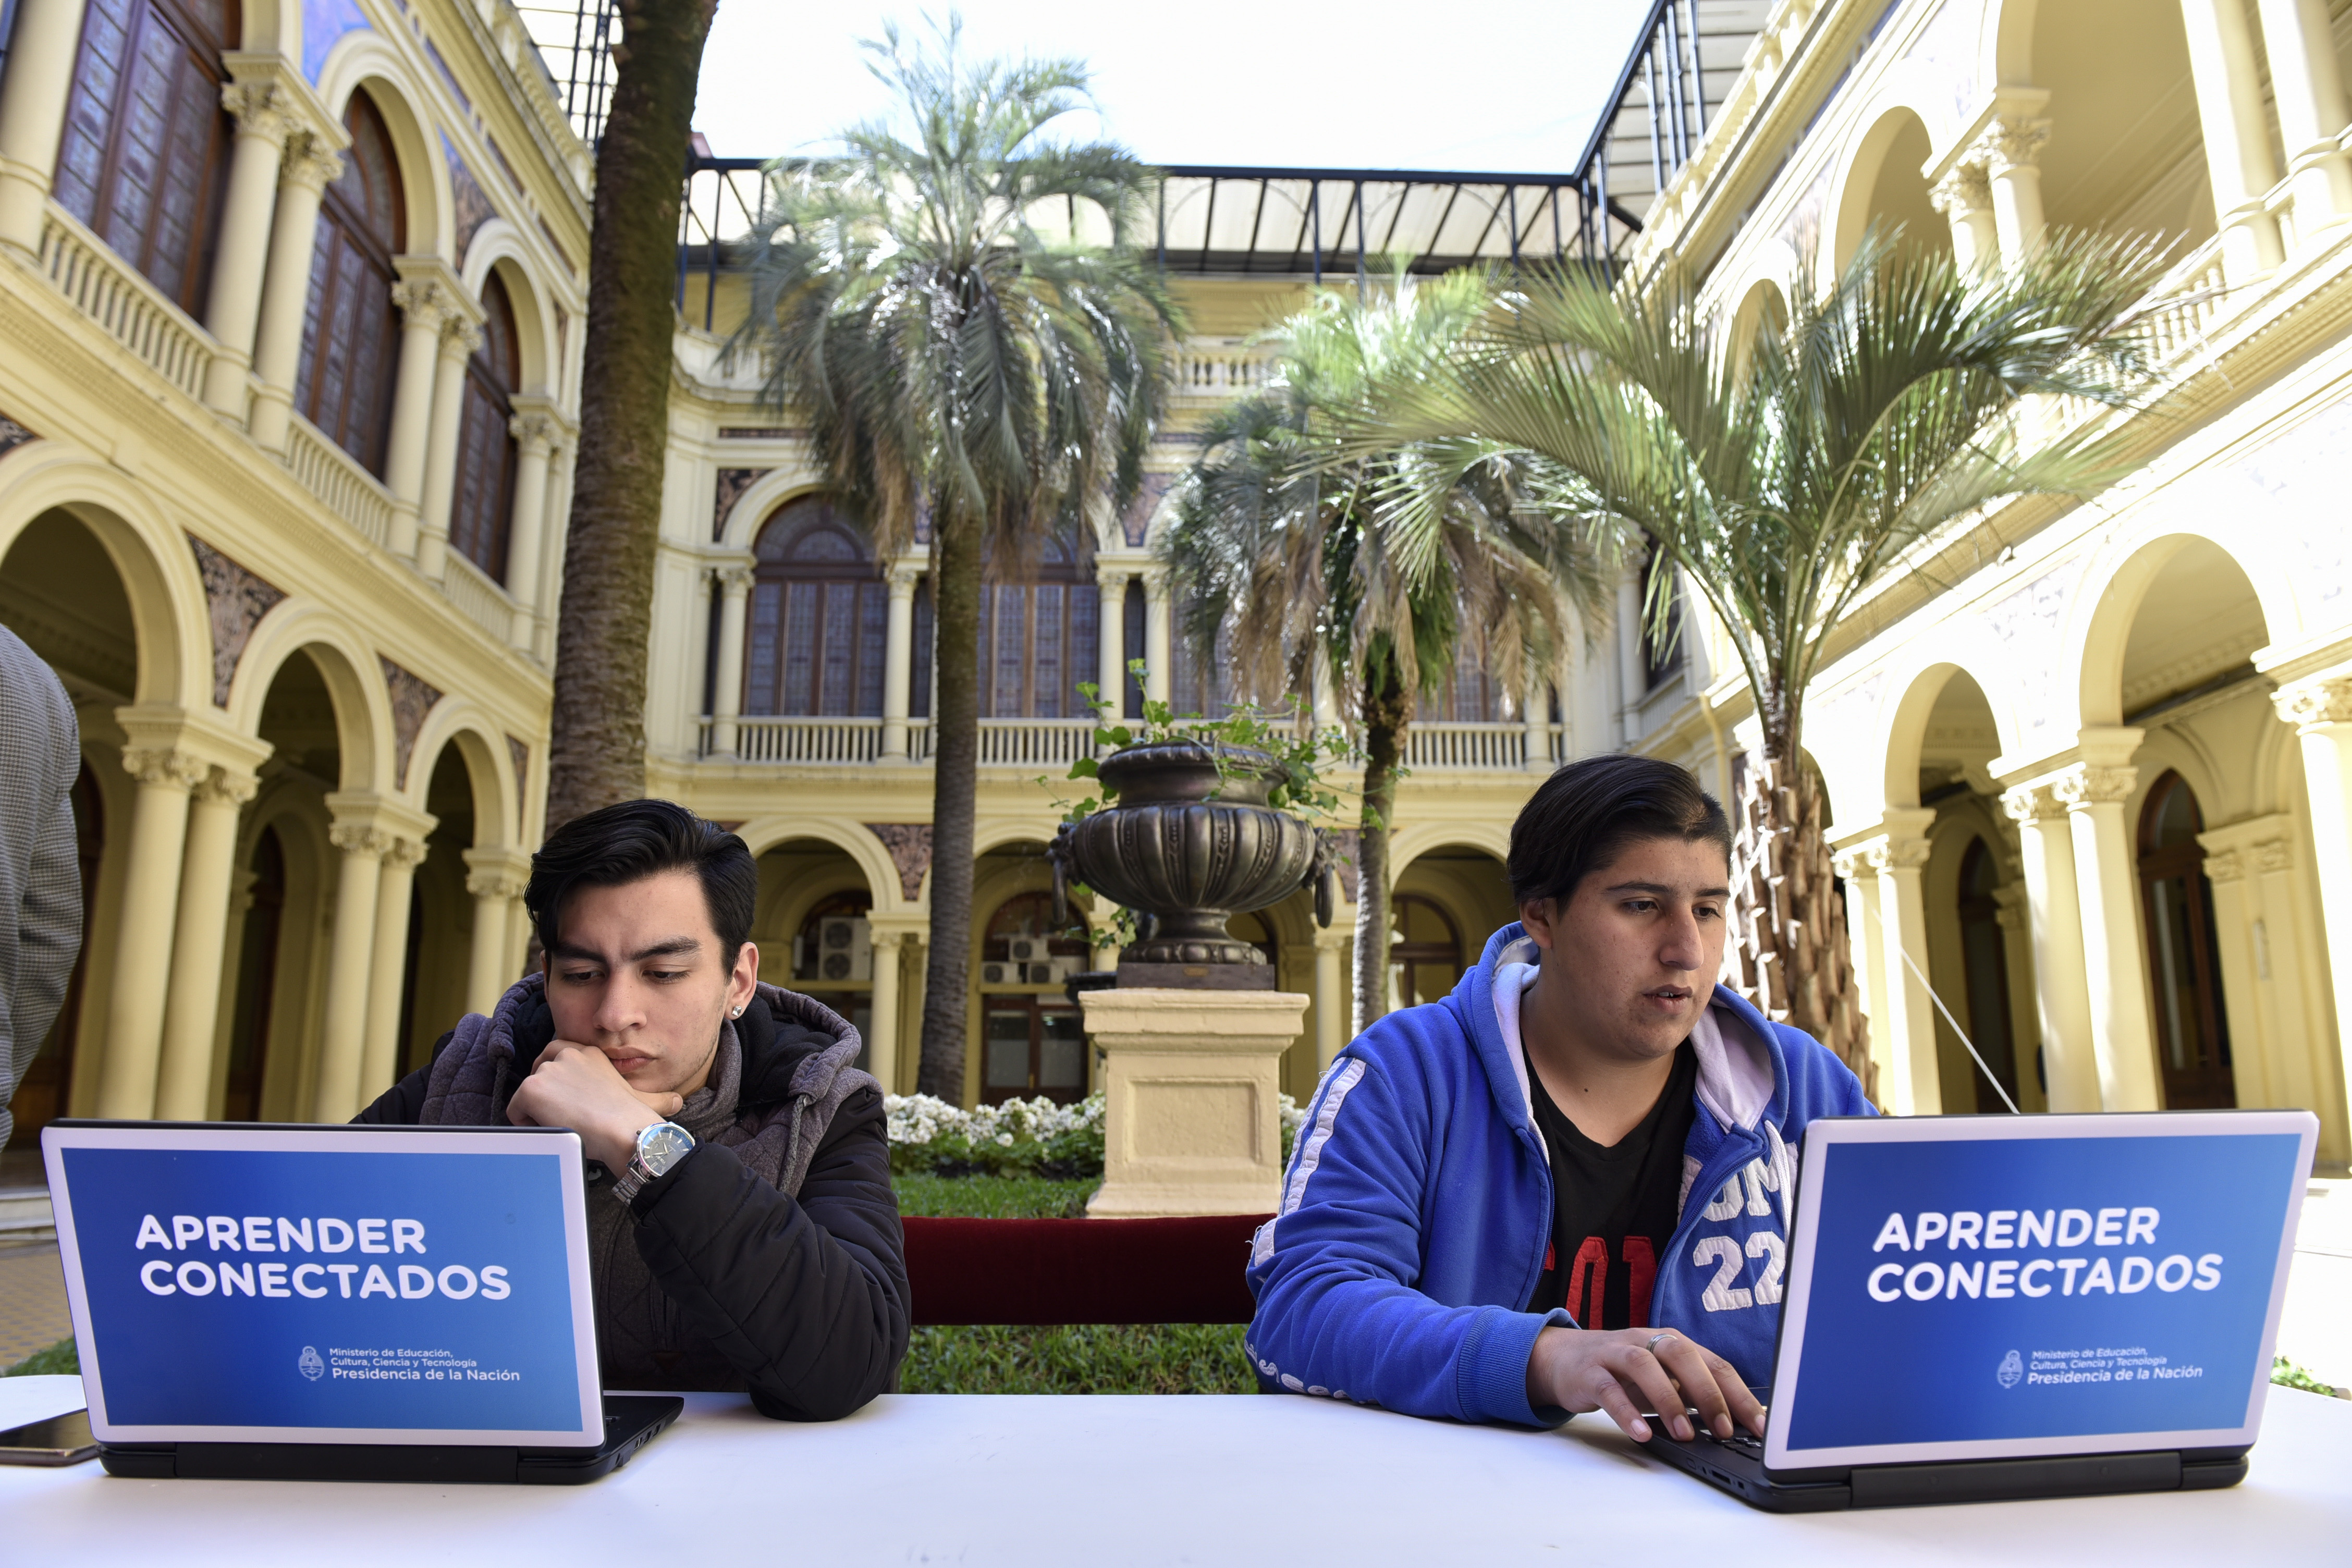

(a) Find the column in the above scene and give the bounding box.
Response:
[152,766,261,1119]
[1522,669,1550,774]
[246,131,345,454]
[1831,846,1889,1097]
[2195,843,2272,1106]
[881,563,919,760]
[93,745,206,1118]
[1615,571,1644,730]
[1930,158,2000,273]
[199,77,292,418]
[1314,926,1349,1071]
[1991,885,2045,1111]
[1094,564,1132,719]
[2179,0,2287,277]
[383,276,452,557]
[2256,0,2352,230]
[462,847,531,1014]
[2001,782,2101,1111]
[314,805,389,1121]
[1983,116,2052,263]
[415,312,485,582]
[0,0,92,254]
[1855,812,1940,1116]
[2053,750,2162,1111]
[358,836,427,1104]
[866,928,904,1094]
[2275,672,2352,1137]
[1142,568,1171,704]
[708,563,754,756]
[504,409,559,647]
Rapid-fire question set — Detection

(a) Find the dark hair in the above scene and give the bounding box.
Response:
[1508,755,1733,909]
[525,799,757,960]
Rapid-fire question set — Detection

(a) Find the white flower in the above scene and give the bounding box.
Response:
[995,1133,1015,1147]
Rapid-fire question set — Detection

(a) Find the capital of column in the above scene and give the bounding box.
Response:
[714,562,756,593]
[461,844,532,898]
[390,278,458,333]
[281,130,347,193]
[1140,566,1170,602]
[1982,116,2052,176]
[2273,672,2352,730]
[440,314,485,359]
[1930,158,1993,218]
[1999,781,2062,827]
[2202,846,2248,885]
[121,746,209,792]
[2052,762,2138,810]
[886,561,921,596]
[219,80,294,143]
[194,766,261,808]
[508,410,560,454]
[382,836,429,873]
[325,792,437,858]
[329,823,396,860]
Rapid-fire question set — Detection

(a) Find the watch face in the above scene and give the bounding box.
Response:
[639,1122,695,1175]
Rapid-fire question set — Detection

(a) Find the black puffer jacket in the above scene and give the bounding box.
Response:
[357,985,908,1422]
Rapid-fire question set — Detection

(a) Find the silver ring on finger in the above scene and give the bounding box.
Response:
[1646,1331,1677,1355]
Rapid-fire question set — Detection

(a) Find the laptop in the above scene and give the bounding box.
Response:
[42,1120,681,1484]
[1646,1108,2317,1511]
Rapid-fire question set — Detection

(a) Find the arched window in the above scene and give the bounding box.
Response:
[978,537,1097,718]
[449,272,521,580]
[1955,837,2023,1112]
[53,0,237,313]
[745,497,887,716]
[977,891,1087,1105]
[1389,894,1463,1010]
[296,91,405,475]
[2138,771,2235,1109]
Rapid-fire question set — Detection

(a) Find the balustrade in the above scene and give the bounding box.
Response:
[38,206,216,401]
[437,554,514,643]
[281,418,396,549]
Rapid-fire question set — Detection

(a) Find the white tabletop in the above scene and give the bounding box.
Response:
[5,1374,2349,1564]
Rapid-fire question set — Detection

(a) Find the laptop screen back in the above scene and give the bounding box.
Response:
[44,1124,604,1448]
[1764,1111,2316,1472]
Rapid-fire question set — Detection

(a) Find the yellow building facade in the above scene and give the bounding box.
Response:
[0,0,586,1139]
[1591,0,2352,1166]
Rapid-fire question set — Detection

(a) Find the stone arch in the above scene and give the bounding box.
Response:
[2068,531,2278,733]
[460,229,561,397]
[1875,636,2025,815]
[0,442,210,709]
[1987,0,2042,84]
[312,38,454,263]
[223,601,397,793]
[733,815,909,914]
[720,470,839,553]
[400,703,520,847]
[1828,102,1949,281]
[1725,273,1790,376]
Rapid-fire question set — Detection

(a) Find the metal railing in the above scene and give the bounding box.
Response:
[281,416,396,550]
[38,206,215,401]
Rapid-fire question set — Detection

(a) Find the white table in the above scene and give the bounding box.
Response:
[5,1374,2349,1564]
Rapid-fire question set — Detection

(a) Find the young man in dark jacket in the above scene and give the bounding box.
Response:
[1247,756,1871,1441]
[358,800,908,1420]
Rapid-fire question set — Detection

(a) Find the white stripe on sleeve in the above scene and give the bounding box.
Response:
[1253,1058,1368,1265]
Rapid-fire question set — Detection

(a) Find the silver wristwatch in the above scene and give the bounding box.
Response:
[611,1121,696,1204]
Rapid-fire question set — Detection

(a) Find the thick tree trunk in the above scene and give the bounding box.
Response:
[543,0,716,835]
[1350,668,1411,1037]
[1725,738,1874,1099]
[915,512,982,1100]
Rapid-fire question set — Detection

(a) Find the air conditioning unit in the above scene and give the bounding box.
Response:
[1007,937,1049,964]
[981,962,1010,986]
[1020,962,1056,985]
[816,916,871,982]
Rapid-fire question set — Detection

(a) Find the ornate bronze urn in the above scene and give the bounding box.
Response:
[1050,740,1334,988]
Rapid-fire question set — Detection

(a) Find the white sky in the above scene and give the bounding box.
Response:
[691,2,1654,174]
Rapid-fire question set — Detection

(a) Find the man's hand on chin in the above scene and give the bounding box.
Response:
[506,1039,686,1170]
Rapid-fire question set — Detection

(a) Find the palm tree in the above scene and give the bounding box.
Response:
[546,0,720,830]
[726,21,1179,1100]
[1163,268,1610,1035]
[1362,232,2178,1091]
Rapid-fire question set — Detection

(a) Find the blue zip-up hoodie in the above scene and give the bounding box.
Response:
[1245,921,1873,1428]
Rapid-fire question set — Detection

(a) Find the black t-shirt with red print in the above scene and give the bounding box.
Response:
[1524,1042,1698,1329]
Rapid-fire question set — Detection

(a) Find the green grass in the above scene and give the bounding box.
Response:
[3,1338,76,1377]
[893,1173,1097,1218]
[891,1173,1261,1396]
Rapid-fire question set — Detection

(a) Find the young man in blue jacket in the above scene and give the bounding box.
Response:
[1246,755,1872,1442]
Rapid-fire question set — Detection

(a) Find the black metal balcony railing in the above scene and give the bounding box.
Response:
[514,0,621,146]
[1573,0,1766,239]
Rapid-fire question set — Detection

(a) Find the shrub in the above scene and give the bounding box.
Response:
[887,1091,1305,1180]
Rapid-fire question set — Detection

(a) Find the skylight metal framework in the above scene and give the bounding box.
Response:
[1573,0,1769,233]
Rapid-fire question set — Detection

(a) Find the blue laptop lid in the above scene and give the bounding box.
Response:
[1763,1110,2317,1472]
[42,1122,605,1448]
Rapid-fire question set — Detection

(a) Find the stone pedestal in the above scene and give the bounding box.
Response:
[1081,987,1307,1218]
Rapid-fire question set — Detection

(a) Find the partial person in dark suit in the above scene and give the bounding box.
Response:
[0,622,83,1147]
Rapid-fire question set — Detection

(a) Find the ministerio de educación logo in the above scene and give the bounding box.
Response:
[299,1345,325,1381]
[1997,1350,2024,1389]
